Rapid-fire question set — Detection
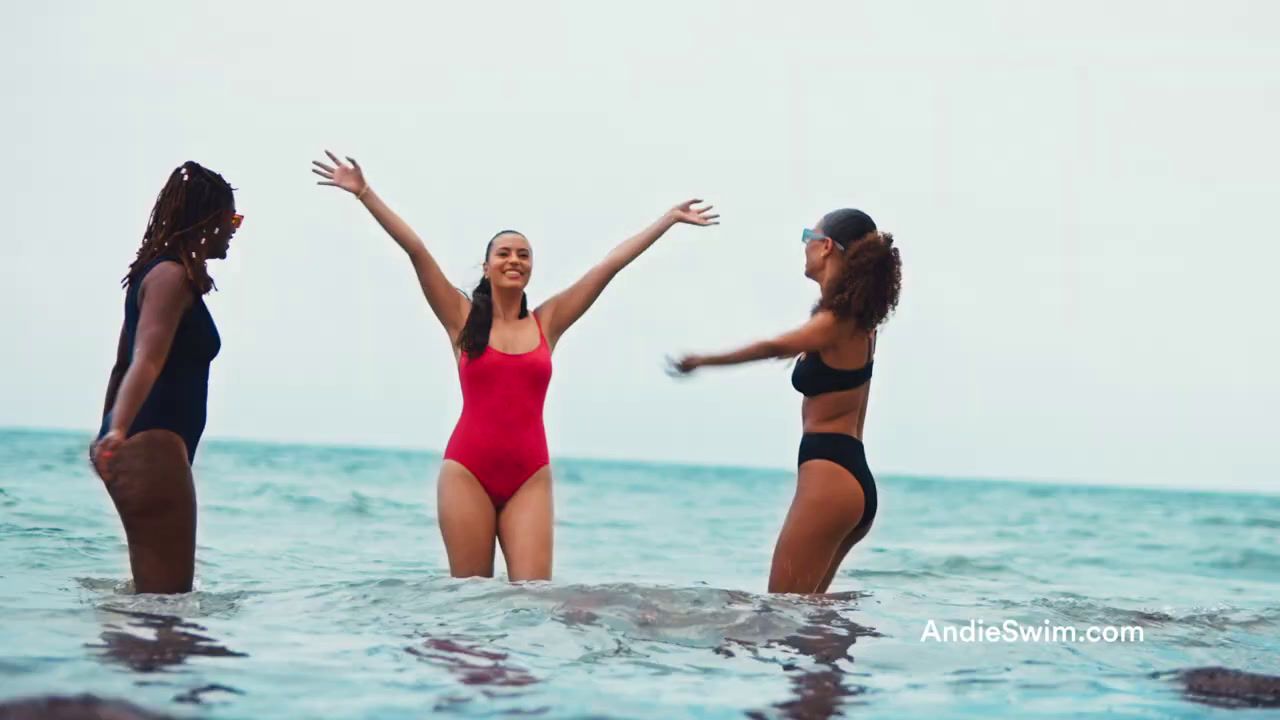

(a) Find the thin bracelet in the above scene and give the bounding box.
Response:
[357,185,370,200]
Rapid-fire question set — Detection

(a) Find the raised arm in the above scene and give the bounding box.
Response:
[91,264,194,479]
[670,311,841,374]
[312,151,469,338]
[536,199,718,349]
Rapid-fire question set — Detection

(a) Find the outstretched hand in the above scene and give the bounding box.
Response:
[664,354,702,377]
[667,199,720,226]
[312,150,368,196]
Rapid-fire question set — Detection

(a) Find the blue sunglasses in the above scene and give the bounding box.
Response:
[802,228,845,251]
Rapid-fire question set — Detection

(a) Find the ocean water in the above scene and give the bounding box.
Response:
[1,428,1278,719]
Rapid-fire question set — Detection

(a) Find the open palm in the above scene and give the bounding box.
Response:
[311,150,366,195]
[669,199,720,226]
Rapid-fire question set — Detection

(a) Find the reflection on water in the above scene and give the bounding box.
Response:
[88,609,246,673]
[746,593,879,720]
[407,634,545,715]
[407,636,539,689]
[86,609,246,705]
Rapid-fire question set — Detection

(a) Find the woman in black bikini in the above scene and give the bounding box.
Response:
[671,209,901,594]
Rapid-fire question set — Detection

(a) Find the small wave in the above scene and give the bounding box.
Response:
[1200,549,1280,574]
[1196,515,1280,529]
[934,555,1017,575]
[285,577,879,654]
[76,577,253,617]
[849,568,944,580]
[1024,597,1280,631]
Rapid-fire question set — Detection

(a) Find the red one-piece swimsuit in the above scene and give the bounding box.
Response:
[443,314,553,507]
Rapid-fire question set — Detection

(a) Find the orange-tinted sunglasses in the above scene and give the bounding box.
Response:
[231,213,244,229]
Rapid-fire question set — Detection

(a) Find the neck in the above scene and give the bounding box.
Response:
[490,285,524,320]
[816,261,842,299]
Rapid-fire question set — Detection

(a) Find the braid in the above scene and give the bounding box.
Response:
[124,161,234,294]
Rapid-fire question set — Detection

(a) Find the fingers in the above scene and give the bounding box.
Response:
[680,198,704,210]
[346,156,361,170]
[663,355,696,377]
[317,181,338,187]
[325,150,344,168]
[663,357,686,378]
[311,168,334,180]
[90,439,119,481]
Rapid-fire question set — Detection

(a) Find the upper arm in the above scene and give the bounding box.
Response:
[535,263,614,348]
[408,250,470,338]
[132,264,195,372]
[763,311,841,358]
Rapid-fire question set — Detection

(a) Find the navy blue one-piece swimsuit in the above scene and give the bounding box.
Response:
[99,257,220,463]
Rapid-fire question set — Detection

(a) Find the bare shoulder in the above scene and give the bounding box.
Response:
[138,261,194,308]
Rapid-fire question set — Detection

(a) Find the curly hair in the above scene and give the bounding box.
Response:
[816,208,902,331]
[457,230,530,360]
[124,161,235,294]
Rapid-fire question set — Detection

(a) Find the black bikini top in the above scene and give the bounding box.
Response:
[790,336,875,397]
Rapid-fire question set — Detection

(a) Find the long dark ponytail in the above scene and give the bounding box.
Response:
[457,231,530,360]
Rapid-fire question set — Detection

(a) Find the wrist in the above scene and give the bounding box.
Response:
[356,184,371,201]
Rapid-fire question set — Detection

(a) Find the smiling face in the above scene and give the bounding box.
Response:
[206,206,239,260]
[485,231,533,291]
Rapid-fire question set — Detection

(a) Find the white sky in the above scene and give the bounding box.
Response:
[2,1,1277,493]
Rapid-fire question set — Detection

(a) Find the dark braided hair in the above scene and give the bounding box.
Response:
[816,208,902,331]
[457,230,530,360]
[124,161,235,294]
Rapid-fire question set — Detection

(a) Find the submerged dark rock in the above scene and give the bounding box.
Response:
[1178,666,1280,709]
[0,694,174,720]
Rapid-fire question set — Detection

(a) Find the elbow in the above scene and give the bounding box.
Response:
[129,357,165,380]
[759,340,792,360]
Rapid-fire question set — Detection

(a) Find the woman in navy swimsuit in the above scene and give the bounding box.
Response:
[671,209,901,593]
[91,162,241,594]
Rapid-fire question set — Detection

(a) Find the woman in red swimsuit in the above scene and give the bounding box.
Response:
[312,151,717,581]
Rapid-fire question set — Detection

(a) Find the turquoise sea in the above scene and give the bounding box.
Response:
[1,428,1278,718]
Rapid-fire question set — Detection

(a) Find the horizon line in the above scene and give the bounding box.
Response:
[4,425,1275,501]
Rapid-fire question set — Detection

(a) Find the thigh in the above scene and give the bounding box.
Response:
[105,429,197,594]
[103,429,192,517]
[496,465,553,582]
[768,460,865,594]
[437,460,498,578]
[815,522,872,594]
